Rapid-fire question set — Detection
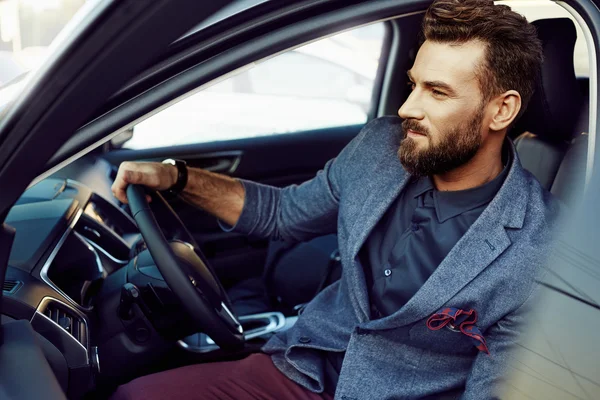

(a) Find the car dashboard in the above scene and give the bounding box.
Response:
[1,157,142,396]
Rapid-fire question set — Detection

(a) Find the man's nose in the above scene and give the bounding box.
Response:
[398,91,424,120]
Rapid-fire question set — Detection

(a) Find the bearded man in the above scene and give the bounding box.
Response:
[110,0,561,398]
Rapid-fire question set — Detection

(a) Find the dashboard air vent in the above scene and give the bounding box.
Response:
[43,302,87,346]
[2,280,21,294]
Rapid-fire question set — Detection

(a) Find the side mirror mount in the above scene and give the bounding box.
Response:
[110,127,134,149]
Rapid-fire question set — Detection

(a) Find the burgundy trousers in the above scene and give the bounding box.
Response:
[110,353,334,400]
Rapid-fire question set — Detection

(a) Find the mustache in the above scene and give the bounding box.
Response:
[402,119,429,137]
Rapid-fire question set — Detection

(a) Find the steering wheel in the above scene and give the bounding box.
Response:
[126,184,244,350]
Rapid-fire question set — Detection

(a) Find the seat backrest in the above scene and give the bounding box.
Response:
[513,18,586,190]
[551,132,589,207]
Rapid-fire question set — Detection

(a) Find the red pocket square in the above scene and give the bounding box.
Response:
[426,307,490,355]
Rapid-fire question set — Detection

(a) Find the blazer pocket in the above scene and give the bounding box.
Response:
[408,319,478,356]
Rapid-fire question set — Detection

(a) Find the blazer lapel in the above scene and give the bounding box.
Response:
[367,142,530,330]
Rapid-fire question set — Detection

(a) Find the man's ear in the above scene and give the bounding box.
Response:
[488,90,521,131]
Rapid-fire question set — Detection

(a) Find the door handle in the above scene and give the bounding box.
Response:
[204,158,236,173]
[187,151,242,174]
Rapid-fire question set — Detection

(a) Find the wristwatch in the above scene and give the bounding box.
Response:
[162,158,188,197]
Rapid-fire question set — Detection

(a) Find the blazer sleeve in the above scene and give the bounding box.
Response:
[220,118,388,242]
[461,287,542,400]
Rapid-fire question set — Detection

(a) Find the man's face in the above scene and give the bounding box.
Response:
[397,40,489,177]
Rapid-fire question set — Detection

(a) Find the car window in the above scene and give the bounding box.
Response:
[246,52,372,107]
[497,0,589,77]
[123,23,386,150]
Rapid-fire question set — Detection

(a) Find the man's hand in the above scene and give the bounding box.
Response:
[111,160,245,227]
[111,161,177,204]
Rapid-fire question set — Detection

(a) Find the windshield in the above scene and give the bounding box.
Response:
[0,0,91,108]
[0,0,272,113]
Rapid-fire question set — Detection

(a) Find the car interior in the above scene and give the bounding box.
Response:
[0,1,595,399]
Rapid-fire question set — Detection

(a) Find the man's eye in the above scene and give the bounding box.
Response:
[432,89,446,97]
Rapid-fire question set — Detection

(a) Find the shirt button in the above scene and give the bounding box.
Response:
[411,223,419,232]
[298,336,311,344]
[384,269,392,277]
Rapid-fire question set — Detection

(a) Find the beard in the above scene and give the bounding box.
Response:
[398,107,484,177]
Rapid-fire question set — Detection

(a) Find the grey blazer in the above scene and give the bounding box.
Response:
[229,116,562,399]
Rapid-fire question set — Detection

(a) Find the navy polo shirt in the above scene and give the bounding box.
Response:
[324,145,512,395]
[363,148,511,318]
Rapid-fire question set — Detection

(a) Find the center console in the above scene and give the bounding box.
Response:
[178,312,297,353]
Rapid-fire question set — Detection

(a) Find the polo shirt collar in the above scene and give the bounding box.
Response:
[412,140,513,223]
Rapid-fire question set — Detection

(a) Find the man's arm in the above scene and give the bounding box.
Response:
[111,161,245,227]
[111,118,395,242]
[110,157,345,242]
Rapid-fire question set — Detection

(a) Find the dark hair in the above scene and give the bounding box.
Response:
[422,0,543,120]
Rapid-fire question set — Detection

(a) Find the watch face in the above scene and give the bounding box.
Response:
[163,158,176,165]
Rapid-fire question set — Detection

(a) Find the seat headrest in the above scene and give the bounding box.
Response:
[513,18,584,142]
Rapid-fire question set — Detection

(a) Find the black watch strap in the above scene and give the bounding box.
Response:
[162,159,188,197]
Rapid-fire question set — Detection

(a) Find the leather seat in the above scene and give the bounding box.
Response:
[513,18,588,192]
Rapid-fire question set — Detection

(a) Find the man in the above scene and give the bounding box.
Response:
[110,0,561,398]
